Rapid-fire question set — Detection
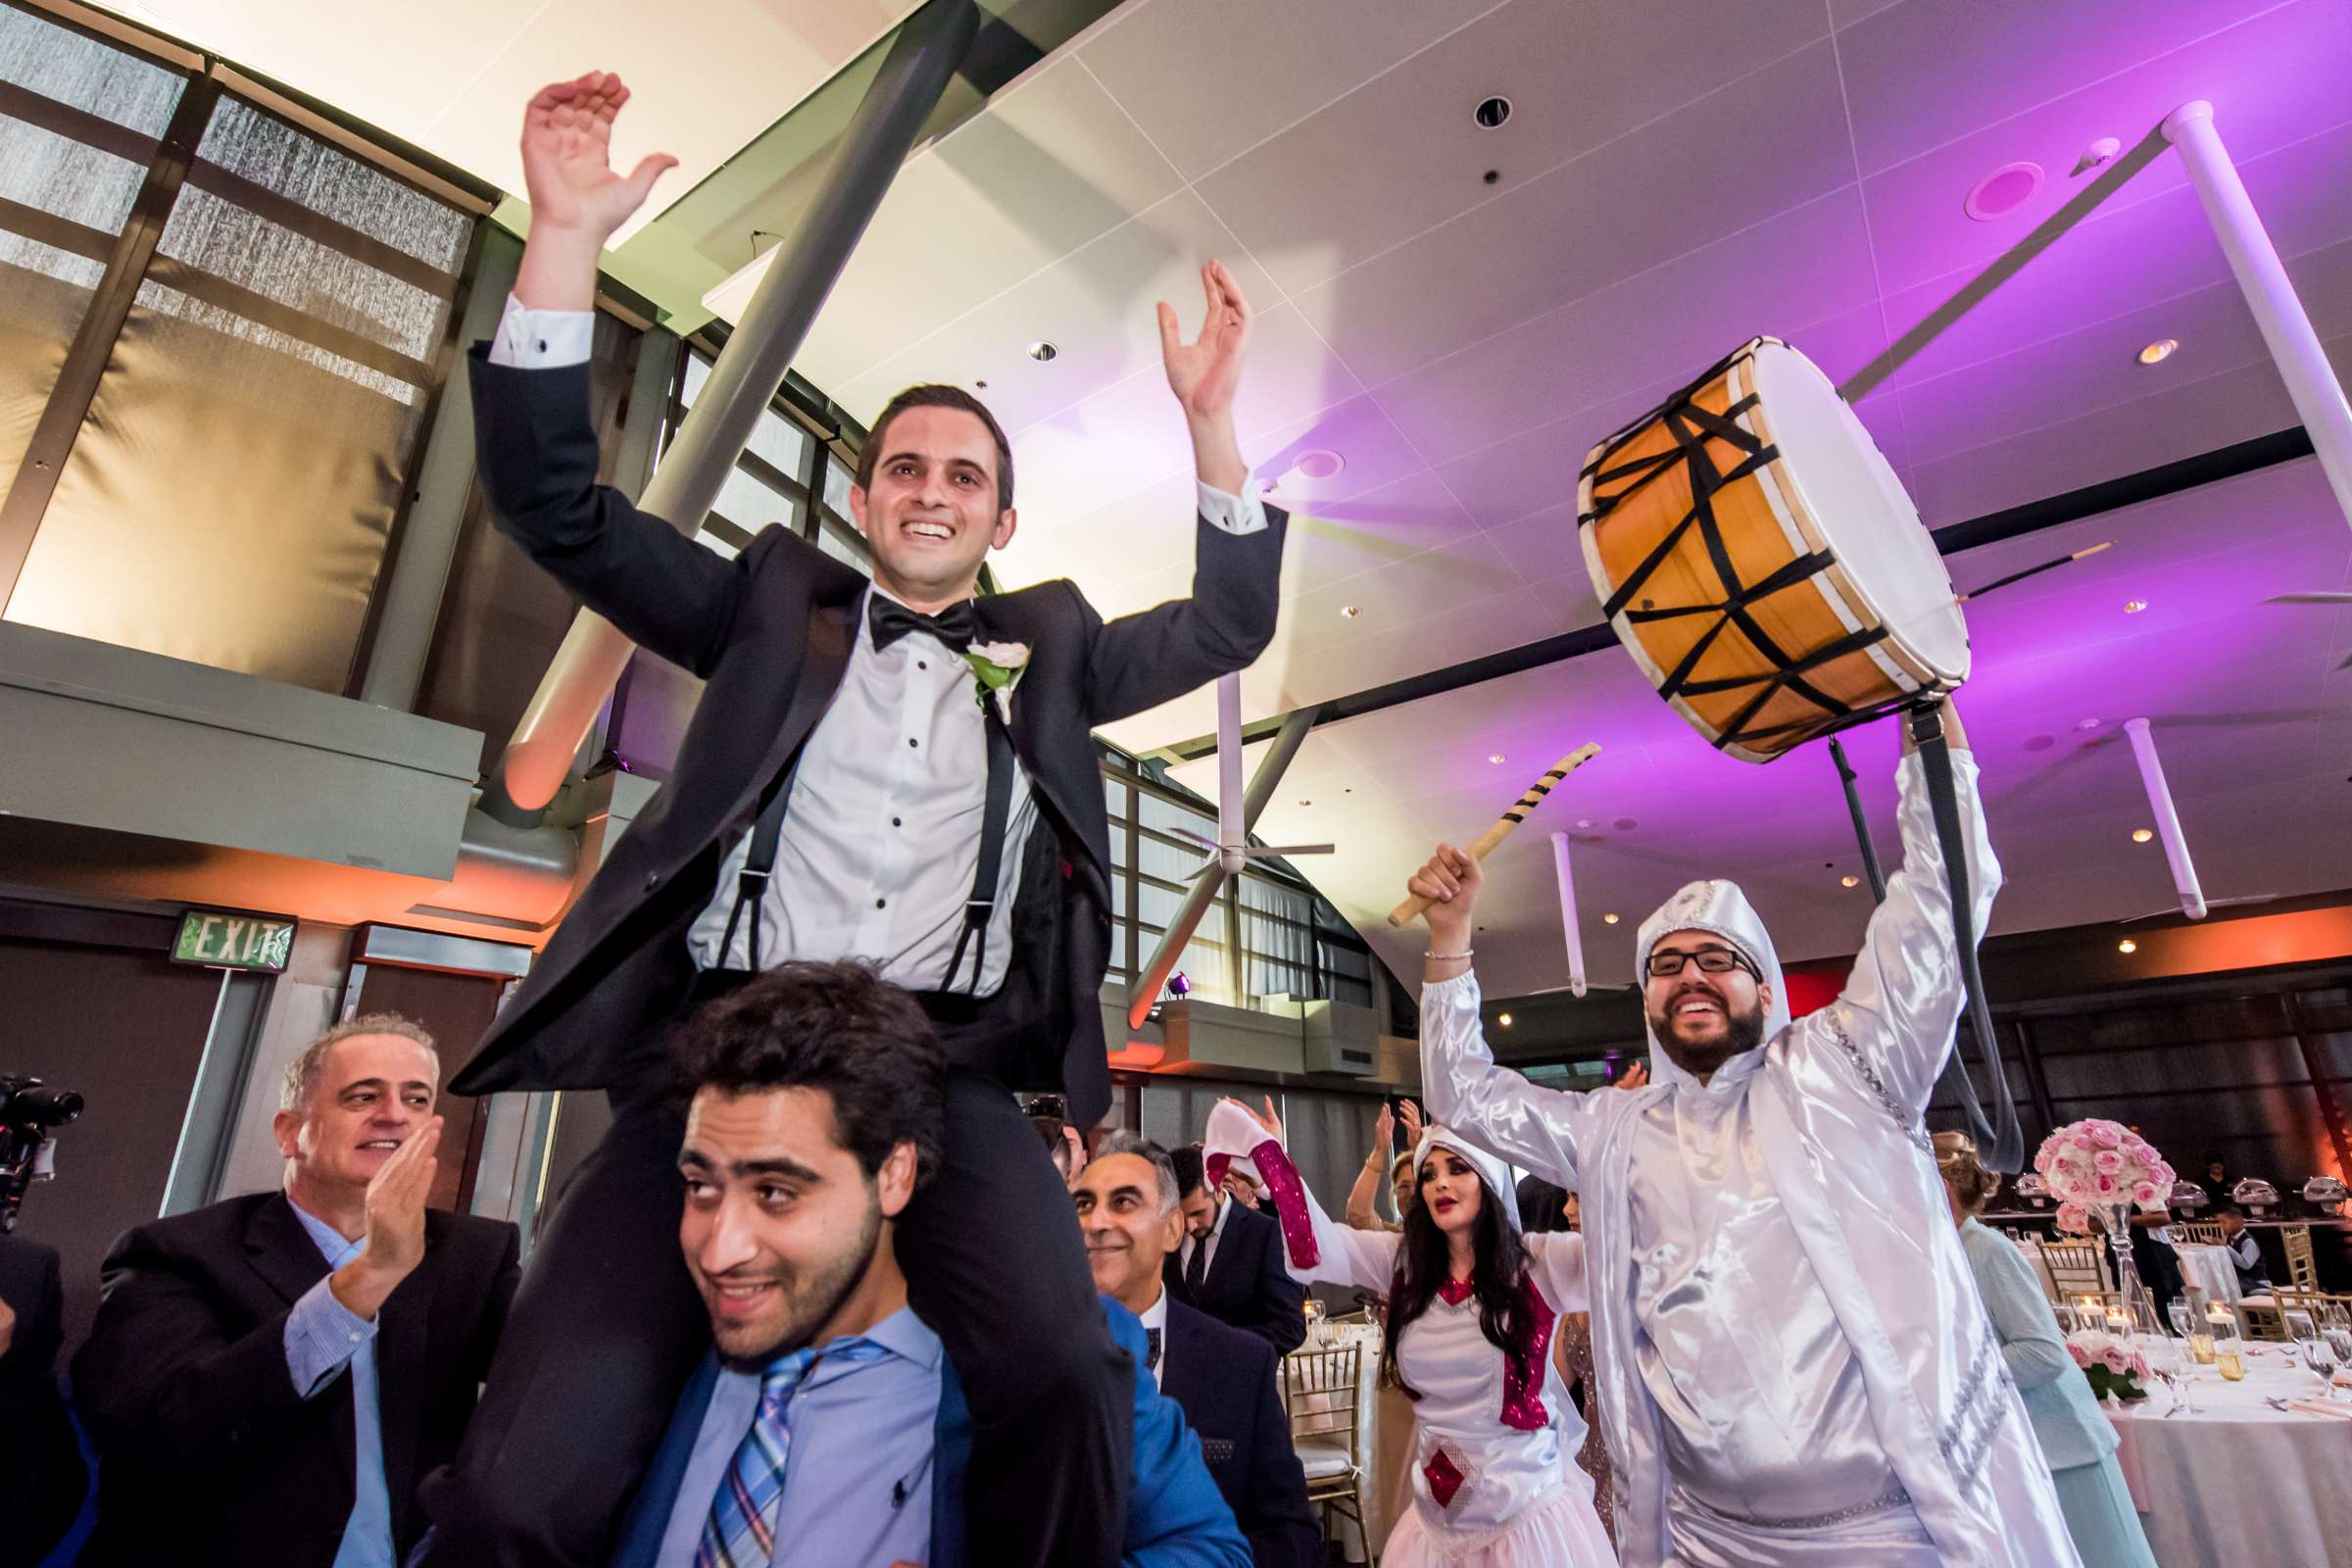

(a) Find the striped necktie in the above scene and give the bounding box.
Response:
[696,1338,888,1568]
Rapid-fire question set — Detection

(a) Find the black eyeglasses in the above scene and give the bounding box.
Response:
[1645,946,1758,981]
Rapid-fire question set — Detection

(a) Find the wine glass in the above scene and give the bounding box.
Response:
[2300,1321,2339,1399]
[2143,1333,2188,1414]
[2322,1307,2352,1402]
[2167,1298,2193,1341]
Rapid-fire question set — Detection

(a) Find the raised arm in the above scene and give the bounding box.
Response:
[1832,702,2001,1115]
[1343,1102,1394,1230]
[1084,262,1287,722]
[1209,1099,1401,1296]
[1409,846,1601,1186]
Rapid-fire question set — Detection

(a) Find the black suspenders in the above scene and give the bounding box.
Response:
[715,703,1017,992]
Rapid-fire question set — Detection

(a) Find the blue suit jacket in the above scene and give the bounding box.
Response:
[607,1299,1246,1568]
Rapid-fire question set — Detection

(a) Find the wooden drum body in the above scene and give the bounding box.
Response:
[1577,337,1968,763]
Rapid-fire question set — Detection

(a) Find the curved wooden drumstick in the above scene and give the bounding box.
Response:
[1386,745,1601,926]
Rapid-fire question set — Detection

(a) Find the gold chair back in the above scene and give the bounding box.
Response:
[1280,1343,1371,1554]
[2282,1225,2320,1292]
[2234,1299,2289,1342]
[2043,1238,2113,1298]
[2174,1219,2228,1247]
[2275,1286,2352,1317]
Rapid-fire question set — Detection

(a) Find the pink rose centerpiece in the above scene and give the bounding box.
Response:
[2034,1118,2176,1321]
[2064,1328,2152,1402]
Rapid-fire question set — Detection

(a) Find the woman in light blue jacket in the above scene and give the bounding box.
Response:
[1936,1133,2159,1568]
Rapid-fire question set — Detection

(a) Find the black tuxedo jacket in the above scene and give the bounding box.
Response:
[1165,1200,1307,1355]
[71,1194,519,1568]
[1157,1298,1319,1568]
[0,1234,83,1568]
[454,350,1287,1124]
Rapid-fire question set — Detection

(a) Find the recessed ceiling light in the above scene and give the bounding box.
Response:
[1841,875,1860,888]
[2124,599,2148,613]
[2118,939,2138,955]
[974,378,988,389]
[1489,753,1507,764]
[1339,604,1362,618]
[2137,338,2179,367]
[2077,717,2102,731]
[1964,160,2044,221]
[1294,449,1346,480]
[1026,341,1058,363]
[1602,912,1621,924]
[1474,95,1511,129]
[1497,1011,1514,1027]
[1575,818,1593,830]
[1298,799,1311,808]
[2132,828,2154,843]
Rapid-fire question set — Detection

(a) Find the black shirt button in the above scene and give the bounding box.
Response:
[917,660,928,670]
[892,817,904,828]
[875,897,888,909]
[907,737,918,748]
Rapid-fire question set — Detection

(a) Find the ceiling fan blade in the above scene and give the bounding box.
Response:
[1168,826,1220,851]
[1242,844,1337,858]
[2118,893,2280,924]
[2264,593,2352,605]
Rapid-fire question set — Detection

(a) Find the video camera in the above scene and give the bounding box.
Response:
[0,1075,82,1234]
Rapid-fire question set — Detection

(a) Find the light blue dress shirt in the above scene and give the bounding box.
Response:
[654,1306,944,1567]
[283,1200,396,1568]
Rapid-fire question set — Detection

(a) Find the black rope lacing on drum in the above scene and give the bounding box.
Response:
[1578,342,1915,753]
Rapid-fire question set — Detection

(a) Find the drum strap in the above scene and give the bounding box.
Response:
[1907,704,2023,1174]
[1582,346,1915,755]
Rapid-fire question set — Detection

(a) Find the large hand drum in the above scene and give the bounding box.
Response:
[1578,337,1966,763]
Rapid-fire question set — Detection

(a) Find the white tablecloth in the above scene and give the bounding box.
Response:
[2106,1353,2352,1566]
[2173,1243,2241,1307]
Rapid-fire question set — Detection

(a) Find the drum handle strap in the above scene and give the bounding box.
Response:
[1828,738,1888,904]
[1906,704,2024,1174]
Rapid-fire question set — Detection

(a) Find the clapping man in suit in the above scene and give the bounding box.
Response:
[424,74,1286,1568]
[608,963,1246,1568]
[0,1230,85,1568]
[1167,1146,1306,1354]
[1076,1135,1318,1568]
[73,1017,518,1568]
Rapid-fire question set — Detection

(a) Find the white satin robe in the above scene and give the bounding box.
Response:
[1422,752,2081,1568]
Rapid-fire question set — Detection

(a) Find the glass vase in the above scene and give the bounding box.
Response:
[2095,1202,2161,1332]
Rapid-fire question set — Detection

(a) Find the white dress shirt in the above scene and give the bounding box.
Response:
[489,296,1267,997]
[1178,1193,1231,1284]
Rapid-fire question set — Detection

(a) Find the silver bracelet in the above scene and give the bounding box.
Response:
[1424,949,1473,960]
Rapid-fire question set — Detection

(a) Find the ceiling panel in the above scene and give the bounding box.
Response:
[1074,0,1503,181]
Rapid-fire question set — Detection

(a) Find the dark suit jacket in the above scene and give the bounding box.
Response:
[1157,1298,1319,1568]
[71,1194,519,1568]
[0,1234,84,1568]
[606,1299,1247,1568]
[453,351,1287,1125]
[1165,1200,1307,1355]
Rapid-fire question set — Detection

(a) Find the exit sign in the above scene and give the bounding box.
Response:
[172,908,296,973]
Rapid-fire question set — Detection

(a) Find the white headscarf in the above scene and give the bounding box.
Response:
[1635,877,1791,1093]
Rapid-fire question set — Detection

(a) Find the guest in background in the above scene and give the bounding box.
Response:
[1168,1146,1306,1354]
[1938,1133,2157,1568]
[73,1016,518,1568]
[1034,1112,1087,1193]
[1346,1100,1422,1233]
[607,963,1246,1568]
[0,1230,85,1568]
[1515,1175,1616,1546]
[2218,1207,2273,1294]
[1075,1133,1319,1568]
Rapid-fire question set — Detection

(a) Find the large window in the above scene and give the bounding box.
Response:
[0,3,485,693]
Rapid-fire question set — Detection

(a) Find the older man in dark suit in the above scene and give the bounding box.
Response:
[0,1230,84,1568]
[1167,1145,1308,1354]
[1078,1135,1317,1568]
[421,72,1286,1568]
[73,1016,517,1568]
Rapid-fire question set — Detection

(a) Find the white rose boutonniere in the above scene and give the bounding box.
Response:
[965,639,1030,724]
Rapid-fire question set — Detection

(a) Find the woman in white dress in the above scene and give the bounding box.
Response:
[1207,1098,1620,1568]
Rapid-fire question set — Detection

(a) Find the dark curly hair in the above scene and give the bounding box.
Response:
[669,961,946,1192]
[856,384,1014,513]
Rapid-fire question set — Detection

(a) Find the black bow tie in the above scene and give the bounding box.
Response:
[868,596,977,653]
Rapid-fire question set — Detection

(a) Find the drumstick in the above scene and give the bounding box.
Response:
[1958,540,2113,601]
[1387,745,1600,926]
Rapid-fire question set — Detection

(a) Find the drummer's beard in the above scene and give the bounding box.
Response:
[1647,984,1768,1084]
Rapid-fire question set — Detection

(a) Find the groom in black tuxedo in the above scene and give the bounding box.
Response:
[420,73,1286,1568]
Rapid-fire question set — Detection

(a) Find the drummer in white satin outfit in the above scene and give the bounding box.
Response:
[1409,698,2082,1568]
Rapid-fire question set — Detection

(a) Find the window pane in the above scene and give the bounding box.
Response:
[8,92,470,692]
[713,464,791,536]
[815,517,870,575]
[748,407,809,480]
[823,451,853,516]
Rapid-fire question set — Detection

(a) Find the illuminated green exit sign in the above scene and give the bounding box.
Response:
[172,908,296,973]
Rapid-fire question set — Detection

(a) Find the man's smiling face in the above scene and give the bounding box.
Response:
[1642,927,1772,1082]
[850,404,1015,609]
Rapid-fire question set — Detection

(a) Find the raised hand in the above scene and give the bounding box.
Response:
[1224,1094,1285,1146]
[1368,1101,1395,1163]
[1398,1098,1425,1144]
[519,73,678,241]
[330,1117,442,1320]
[1615,1061,1650,1091]
[1157,260,1253,421]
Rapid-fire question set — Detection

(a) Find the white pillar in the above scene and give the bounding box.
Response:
[1549,830,1588,998]
[2164,101,2352,533]
[2124,716,2207,920]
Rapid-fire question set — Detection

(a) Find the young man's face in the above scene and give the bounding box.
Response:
[1642,927,1772,1080]
[1178,1184,1220,1240]
[851,405,1016,606]
[1074,1153,1182,1307]
[677,1085,915,1365]
[272,1035,438,1196]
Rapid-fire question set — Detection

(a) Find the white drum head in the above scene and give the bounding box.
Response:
[1749,341,1969,683]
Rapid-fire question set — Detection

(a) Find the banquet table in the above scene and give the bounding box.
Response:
[2104,1352,2352,1566]
[2172,1242,2242,1307]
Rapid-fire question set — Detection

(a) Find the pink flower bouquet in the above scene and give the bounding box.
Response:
[2034,1119,2176,1234]
[2064,1328,2151,1401]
